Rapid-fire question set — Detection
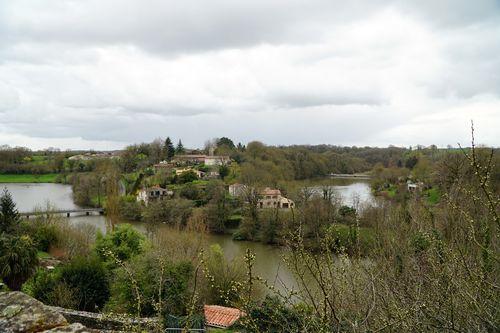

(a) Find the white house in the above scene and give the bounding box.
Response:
[137,186,173,205]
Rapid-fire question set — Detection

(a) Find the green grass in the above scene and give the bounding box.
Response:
[0,173,58,183]
[425,188,440,205]
[37,251,52,259]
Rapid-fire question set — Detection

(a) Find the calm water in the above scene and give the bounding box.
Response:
[2,179,373,293]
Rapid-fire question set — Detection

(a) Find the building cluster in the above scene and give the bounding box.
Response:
[68,151,120,161]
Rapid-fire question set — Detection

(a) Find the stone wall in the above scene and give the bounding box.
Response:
[0,291,99,332]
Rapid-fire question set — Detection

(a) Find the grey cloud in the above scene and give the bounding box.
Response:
[269,92,385,108]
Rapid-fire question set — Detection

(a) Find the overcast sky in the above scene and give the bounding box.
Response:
[0,0,499,150]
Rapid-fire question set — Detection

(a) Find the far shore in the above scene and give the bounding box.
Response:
[0,173,58,183]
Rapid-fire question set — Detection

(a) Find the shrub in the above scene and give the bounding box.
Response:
[118,196,143,221]
[142,199,193,227]
[59,256,110,312]
[94,224,145,266]
[202,244,245,306]
[106,251,193,317]
[0,235,38,290]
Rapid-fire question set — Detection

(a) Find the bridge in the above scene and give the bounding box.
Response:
[21,208,104,219]
[329,173,371,179]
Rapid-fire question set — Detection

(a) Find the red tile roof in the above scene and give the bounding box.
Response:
[204,305,244,328]
[260,187,281,196]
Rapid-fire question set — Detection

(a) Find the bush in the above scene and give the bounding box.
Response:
[118,196,143,221]
[106,251,193,317]
[325,224,375,256]
[142,199,193,227]
[33,224,58,252]
[246,296,316,333]
[202,244,245,306]
[0,235,39,290]
[59,256,110,311]
[94,224,145,266]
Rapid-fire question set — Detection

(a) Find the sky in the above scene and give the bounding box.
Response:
[0,0,499,150]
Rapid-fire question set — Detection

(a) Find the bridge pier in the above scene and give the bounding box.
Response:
[67,212,70,217]
[86,211,90,216]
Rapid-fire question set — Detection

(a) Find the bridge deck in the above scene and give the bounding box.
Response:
[20,208,104,216]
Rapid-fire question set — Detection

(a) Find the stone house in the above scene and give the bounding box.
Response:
[258,187,295,209]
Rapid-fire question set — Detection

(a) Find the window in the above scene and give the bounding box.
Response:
[282,203,289,208]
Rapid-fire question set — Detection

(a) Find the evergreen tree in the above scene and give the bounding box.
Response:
[0,188,20,234]
[164,137,175,161]
[175,139,185,154]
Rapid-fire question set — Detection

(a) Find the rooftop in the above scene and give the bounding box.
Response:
[204,305,244,328]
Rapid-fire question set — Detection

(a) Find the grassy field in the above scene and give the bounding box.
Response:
[0,173,58,183]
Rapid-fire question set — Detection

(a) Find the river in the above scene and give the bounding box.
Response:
[2,179,374,293]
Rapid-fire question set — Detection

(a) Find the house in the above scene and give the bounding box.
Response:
[258,187,295,209]
[229,183,247,197]
[174,167,205,179]
[204,155,231,166]
[172,154,231,166]
[153,161,172,171]
[407,180,423,192]
[136,186,173,205]
[204,305,245,329]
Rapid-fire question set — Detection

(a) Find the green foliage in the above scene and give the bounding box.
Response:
[245,296,316,333]
[94,224,145,265]
[219,164,230,179]
[424,187,440,204]
[118,196,143,221]
[32,224,58,252]
[107,252,193,317]
[26,256,110,312]
[177,170,198,184]
[325,224,375,256]
[0,189,20,233]
[203,244,245,306]
[0,235,38,290]
[410,231,432,254]
[179,183,202,201]
[164,137,175,161]
[59,256,110,311]
[175,139,185,155]
[142,198,194,227]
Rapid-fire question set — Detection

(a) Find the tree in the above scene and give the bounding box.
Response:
[176,139,185,155]
[0,235,38,290]
[58,256,110,312]
[217,137,235,149]
[164,137,175,161]
[0,188,20,234]
[219,164,229,180]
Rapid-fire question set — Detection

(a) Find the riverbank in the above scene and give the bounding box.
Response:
[0,173,58,183]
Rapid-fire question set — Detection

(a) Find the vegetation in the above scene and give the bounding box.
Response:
[2,130,499,332]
